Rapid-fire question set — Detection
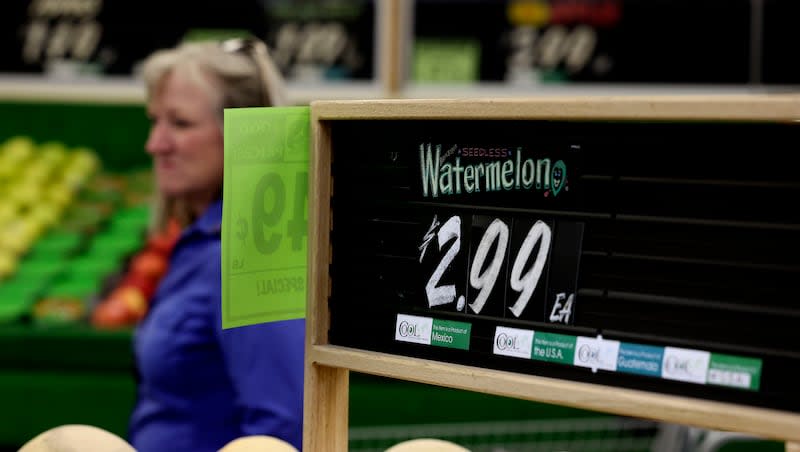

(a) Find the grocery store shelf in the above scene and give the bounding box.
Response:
[0,75,388,106]
[4,74,797,106]
[286,80,389,104]
[0,75,144,104]
[0,324,133,372]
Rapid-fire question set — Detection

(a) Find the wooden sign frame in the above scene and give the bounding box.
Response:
[304,95,800,452]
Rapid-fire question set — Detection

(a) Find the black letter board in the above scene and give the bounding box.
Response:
[305,97,800,449]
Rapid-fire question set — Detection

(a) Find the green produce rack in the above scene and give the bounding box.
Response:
[0,99,147,449]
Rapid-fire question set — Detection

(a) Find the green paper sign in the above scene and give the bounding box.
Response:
[221,106,310,329]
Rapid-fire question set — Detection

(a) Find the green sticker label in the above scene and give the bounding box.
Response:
[532,332,576,364]
[708,353,762,391]
[221,106,310,329]
[431,319,471,350]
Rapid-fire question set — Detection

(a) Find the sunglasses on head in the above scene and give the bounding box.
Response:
[220,37,272,107]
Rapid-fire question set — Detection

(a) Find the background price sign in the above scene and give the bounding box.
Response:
[222,106,309,328]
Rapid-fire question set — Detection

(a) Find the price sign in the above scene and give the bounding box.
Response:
[417,212,582,324]
[411,0,765,84]
[262,0,376,81]
[221,106,309,328]
[409,140,582,324]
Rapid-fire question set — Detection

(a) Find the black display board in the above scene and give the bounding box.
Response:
[411,0,797,84]
[0,0,376,81]
[327,118,800,412]
[761,0,800,84]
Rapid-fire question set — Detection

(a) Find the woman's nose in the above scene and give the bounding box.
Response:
[145,122,172,155]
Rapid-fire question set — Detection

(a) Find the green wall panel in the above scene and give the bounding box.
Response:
[0,101,151,171]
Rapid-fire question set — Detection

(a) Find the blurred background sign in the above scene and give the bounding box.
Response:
[411,0,800,85]
[0,0,378,82]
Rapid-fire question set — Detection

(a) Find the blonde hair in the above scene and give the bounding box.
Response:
[141,39,287,231]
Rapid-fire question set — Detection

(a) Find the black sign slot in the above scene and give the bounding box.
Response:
[328,118,800,412]
[593,254,799,312]
[615,179,800,224]
[611,220,800,268]
[578,291,800,357]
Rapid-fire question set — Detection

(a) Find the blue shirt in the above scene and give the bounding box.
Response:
[129,199,305,452]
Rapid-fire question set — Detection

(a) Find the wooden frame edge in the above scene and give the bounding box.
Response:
[305,111,350,452]
[309,344,800,443]
[310,95,800,121]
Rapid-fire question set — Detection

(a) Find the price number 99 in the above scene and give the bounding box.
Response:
[421,215,551,318]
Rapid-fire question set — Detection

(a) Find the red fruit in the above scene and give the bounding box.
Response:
[115,286,148,321]
[147,219,182,255]
[130,250,168,280]
[97,286,147,325]
[91,300,130,329]
[121,272,158,299]
[146,234,174,256]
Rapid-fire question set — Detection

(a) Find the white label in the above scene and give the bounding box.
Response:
[492,326,534,359]
[395,314,433,345]
[707,369,752,389]
[574,337,620,371]
[661,347,710,384]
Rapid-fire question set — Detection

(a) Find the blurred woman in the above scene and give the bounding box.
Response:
[129,38,304,452]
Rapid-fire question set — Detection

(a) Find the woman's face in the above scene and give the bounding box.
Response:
[146,69,224,213]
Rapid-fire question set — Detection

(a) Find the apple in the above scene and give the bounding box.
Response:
[28,203,62,228]
[67,147,100,175]
[130,250,168,281]
[120,272,158,300]
[0,157,17,179]
[0,218,40,255]
[0,250,17,279]
[113,286,148,321]
[24,158,54,179]
[91,300,131,329]
[146,234,174,256]
[92,286,149,329]
[21,213,47,240]
[46,185,75,211]
[61,165,93,191]
[8,183,42,207]
[146,221,181,256]
[2,136,35,164]
[38,142,68,167]
[0,202,18,226]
